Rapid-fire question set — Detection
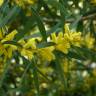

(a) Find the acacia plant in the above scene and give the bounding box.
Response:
[0,0,96,96]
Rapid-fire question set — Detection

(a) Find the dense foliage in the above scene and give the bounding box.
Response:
[0,0,96,96]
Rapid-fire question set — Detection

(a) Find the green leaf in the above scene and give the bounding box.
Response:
[37,42,55,48]
[0,5,20,28]
[31,58,40,96]
[19,57,32,93]
[59,0,67,32]
[24,22,61,39]
[70,15,82,30]
[14,17,36,41]
[0,59,11,88]
[31,7,47,41]
[76,21,83,32]
[54,51,68,90]
[67,51,86,60]
[3,41,22,47]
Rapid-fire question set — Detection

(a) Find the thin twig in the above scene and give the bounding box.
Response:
[43,13,96,23]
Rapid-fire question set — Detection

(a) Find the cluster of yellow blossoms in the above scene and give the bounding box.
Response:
[0,25,82,62]
[83,32,95,49]
[0,24,95,64]
[0,29,17,60]
[51,25,82,54]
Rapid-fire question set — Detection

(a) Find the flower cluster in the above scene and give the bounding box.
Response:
[0,25,82,63]
[0,29,17,61]
[0,24,95,71]
[82,32,95,49]
[51,25,82,54]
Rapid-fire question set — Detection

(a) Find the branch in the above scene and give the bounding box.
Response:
[43,12,96,23]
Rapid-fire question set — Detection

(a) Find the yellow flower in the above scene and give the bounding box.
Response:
[64,24,82,46]
[38,46,55,61]
[18,38,37,60]
[1,41,17,59]
[51,25,82,54]
[55,42,70,54]
[1,30,17,42]
[51,32,70,54]
[83,33,95,49]
[51,32,64,44]
[5,45,17,58]
[18,39,26,46]
[0,0,3,6]
[21,48,34,60]
[0,30,18,59]
[0,43,7,56]
[23,38,36,49]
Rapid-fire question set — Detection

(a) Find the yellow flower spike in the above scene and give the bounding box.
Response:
[83,32,95,49]
[18,39,26,46]
[21,48,34,60]
[56,41,70,54]
[51,32,70,54]
[0,43,10,58]
[64,25,82,47]
[73,32,81,41]
[24,38,36,49]
[0,30,16,60]
[64,31,81,42]
[0,0,4,6]
[51,32,64,44]
[18,38,38,60]
[51,25,82,54]
[0,29,18,59]
[1,30,18,42]
[0,43,6,55]
[5,45,17,58]
[57,32,64,43]
[70,32,82,46]
[64,33,71,41]
[64,25,72,41]
[38,46,55,61]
